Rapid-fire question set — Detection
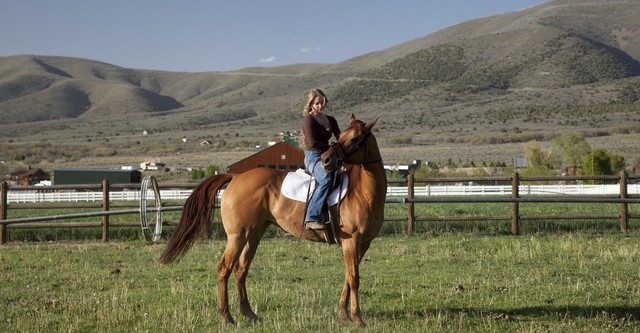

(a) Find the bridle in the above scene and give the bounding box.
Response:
[326,127,381,168]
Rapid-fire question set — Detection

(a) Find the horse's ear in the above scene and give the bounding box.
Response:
[365,118,379,130]
[349,113,357,125]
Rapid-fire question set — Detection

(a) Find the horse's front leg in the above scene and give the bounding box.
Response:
[339,274,350,321]
[341,238,366,328]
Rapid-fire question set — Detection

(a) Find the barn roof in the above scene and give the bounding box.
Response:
[10,167,44,177]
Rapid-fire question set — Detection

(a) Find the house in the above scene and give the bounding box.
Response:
[140,161,167,171]
[384,160,422,177]
[10,166,46,185]
[227,141,304,174]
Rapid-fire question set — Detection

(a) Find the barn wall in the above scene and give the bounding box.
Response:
[227,141,304,174]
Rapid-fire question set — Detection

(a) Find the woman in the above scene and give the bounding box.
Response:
[301,88,341,230]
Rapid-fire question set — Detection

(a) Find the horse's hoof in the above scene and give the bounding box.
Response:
[223,316,236,326]
[241,309,260,322]
[355,321,367,329]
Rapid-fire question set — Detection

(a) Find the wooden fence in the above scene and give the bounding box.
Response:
[1,172,639,244]
[392,172,640,235]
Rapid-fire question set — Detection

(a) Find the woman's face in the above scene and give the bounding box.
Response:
[311,95,325,113]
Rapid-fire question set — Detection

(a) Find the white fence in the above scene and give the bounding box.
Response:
[7,184,640,203]
[387,184,640,197]
[7,189,194,203]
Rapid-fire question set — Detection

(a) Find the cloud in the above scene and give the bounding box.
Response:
[259,56,277,63]
[300,47,321,53]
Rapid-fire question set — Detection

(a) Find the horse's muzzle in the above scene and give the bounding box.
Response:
[322,153,343,172]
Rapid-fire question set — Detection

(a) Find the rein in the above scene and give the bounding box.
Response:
[330,129,381,166]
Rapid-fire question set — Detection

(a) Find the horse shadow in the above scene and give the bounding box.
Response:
[369,305,640,321]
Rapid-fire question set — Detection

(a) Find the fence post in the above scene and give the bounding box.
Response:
[0,181,7,245]
[102,180,110,242]
[619,170,629,233]
[407,174,415,235]
[511,172,520,235]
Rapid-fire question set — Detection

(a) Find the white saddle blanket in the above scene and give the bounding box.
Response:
[281,169,348,205]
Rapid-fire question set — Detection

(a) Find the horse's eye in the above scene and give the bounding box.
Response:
[351,137,359,143]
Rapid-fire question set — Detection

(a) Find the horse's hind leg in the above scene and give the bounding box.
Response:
[218,234,247,325]
[234,223,269,322]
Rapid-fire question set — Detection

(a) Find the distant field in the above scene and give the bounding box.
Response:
[4,132,640,178]
[1,233,639,332]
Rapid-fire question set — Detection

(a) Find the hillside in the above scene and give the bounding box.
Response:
[1,0,640,173]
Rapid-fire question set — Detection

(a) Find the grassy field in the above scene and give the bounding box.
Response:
[4,200,640,242]
[1,232,639,332]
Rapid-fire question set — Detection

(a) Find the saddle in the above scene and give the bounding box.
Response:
[281,169,349,244]
[281,169,348,203]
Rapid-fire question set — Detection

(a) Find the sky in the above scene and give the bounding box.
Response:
[0,0,546,73]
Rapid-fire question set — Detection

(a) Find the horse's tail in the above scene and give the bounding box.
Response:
[160,173,234,264]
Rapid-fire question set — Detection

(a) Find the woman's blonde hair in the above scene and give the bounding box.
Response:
[303,88,328,115]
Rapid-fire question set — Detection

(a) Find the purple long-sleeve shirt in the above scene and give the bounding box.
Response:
[302,114,341,152]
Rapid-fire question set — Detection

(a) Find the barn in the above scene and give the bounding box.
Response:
[227,141,305,174]
[10,167,47,185]
[53,168,142,185]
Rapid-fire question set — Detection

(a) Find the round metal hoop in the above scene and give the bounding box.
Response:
[140,175,162,242]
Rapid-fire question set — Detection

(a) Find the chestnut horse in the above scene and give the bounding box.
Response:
[160,114,386,328]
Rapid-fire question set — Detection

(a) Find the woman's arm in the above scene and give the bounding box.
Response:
[330,116,341,139]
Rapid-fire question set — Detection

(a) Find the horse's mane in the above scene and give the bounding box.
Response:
[343,119,368,196]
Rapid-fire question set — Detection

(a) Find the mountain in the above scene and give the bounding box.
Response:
[1,0,640,169]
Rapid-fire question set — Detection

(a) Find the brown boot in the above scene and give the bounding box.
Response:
[305,221,326,230]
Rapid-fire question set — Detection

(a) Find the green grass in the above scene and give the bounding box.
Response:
[4,200,640,242]
[1,233,639,332]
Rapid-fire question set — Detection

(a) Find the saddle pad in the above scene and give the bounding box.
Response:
[281,169,348,205]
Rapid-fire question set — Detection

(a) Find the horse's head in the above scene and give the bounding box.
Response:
[321,114,379,172]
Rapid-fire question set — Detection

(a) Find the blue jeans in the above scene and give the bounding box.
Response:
[304,149,333,223]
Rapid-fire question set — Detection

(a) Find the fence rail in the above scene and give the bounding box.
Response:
[7,184,640,203]
[6,189,194,203]
[1,172,638,244]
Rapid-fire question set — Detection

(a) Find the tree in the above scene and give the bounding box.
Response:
[552,132,591,167]
[191,164,221,181]
[411,164,442,178]
[578,149,625,183]
[521,140,556,176]
[215,139,227,149]
[191,168,205,180]
[205,164,221,177]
